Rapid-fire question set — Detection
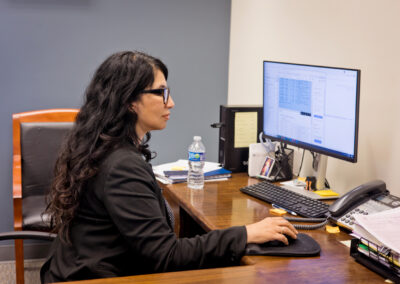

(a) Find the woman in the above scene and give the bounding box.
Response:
[41,51,297,282]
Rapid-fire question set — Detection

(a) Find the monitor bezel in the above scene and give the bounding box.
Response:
[262,60,361,163]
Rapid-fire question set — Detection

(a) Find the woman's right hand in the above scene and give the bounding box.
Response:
[245,217,298,245]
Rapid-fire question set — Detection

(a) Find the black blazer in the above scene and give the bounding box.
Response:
[41,144,247,282]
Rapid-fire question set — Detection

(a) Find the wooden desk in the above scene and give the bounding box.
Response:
[65,173,386,284]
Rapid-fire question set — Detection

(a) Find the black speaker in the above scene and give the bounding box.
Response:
[212,105,263,172]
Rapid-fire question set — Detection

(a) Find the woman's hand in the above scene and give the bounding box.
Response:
[245,217,298,245]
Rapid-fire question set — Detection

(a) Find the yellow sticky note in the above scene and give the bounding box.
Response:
[326,225,340,234]
[314,189,340,197]
[234,112,258,148]
[270,208,287,216]
[171,166,185,171]
[297,177,306,182]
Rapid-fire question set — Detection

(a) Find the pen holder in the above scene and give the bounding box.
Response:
[270,147,293,182]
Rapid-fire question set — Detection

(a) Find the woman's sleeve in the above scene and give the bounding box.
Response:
[102,154,247,273]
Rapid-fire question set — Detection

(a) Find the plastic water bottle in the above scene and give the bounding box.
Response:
[187,136,205,189]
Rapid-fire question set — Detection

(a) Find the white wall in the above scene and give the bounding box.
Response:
[228,0,400,195]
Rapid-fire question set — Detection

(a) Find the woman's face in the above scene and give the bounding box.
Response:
[131,68,175,140]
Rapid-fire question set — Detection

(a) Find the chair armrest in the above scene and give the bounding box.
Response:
[12,155,23,230]
[0,231,56,241]
[13,155,22,199]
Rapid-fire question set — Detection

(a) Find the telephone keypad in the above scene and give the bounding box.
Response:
[337,199,393,230]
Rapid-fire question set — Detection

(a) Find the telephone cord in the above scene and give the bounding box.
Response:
[284,216,329,230]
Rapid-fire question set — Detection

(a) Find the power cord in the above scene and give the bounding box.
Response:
[310,151,318,170]
[297,149,305,176]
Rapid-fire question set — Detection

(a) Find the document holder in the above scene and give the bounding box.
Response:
[245,233,320,257]
[350,238,400,282]
[213,105,263,172]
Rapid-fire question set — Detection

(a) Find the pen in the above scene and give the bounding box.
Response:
[272,204,297,216]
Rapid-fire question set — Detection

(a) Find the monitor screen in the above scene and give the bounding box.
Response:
[263,61,360,162]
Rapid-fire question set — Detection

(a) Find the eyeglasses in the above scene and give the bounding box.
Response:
[139,88,170,104]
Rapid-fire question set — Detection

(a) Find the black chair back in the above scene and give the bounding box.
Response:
[20,122,73,230]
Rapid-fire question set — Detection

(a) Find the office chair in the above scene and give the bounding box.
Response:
[8,109,79,284]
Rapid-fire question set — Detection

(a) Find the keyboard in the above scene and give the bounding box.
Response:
[240,181,330,218]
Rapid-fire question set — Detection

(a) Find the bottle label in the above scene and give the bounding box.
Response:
[188,151,205,162]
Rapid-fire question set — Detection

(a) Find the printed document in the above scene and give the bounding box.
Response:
[354,207,400,254]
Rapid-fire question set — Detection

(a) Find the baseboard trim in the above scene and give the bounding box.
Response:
[0,242,52,261]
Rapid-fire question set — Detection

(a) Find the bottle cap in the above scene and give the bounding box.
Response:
[193,136,201,141]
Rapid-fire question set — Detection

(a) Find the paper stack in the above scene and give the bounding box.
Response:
[153,159,231,184]
[351,208,400,280]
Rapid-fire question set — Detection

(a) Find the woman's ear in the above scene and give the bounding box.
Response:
[130,102,138,113]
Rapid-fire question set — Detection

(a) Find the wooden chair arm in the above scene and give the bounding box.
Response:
[13,155,22,199]
[13,154,23,231]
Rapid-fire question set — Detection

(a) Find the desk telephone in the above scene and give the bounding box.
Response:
[286,180,400,231]
[328,180,400,231]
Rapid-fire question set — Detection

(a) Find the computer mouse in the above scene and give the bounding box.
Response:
[260,235,296,247]
[285,234,297,245]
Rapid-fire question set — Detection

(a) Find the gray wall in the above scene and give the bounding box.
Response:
[0,0,231,240]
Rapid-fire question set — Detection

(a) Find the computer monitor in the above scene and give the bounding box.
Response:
[262,61,360,189]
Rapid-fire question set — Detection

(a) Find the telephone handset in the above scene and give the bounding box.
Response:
[329,179,400,231]
[329,180,387,217]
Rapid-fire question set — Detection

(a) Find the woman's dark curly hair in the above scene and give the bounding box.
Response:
[45,51,168,243]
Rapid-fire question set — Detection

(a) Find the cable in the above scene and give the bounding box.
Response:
[284,216,329,230]
[293,219,329,230]
[284,216,326,223]
[325,179,331,189]
[297,149,305,176]
[259,132,275,153]
[310,151,318,170]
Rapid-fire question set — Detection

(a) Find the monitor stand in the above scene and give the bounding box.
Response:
[280,153,339,200]
[313,153,328,190]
